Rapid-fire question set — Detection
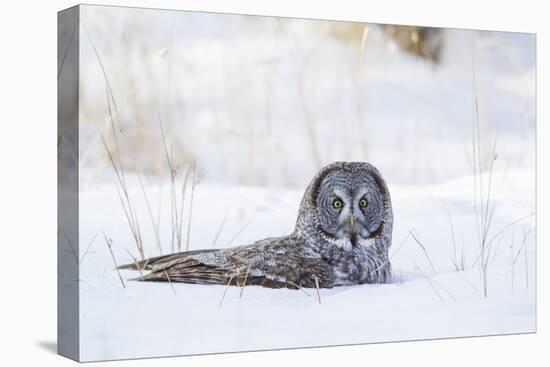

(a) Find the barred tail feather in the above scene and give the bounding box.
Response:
[117,248,219,270]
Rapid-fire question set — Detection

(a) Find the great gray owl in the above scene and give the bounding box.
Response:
[119,161,393,288]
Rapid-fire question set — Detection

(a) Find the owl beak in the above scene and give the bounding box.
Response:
[349,216,355,228]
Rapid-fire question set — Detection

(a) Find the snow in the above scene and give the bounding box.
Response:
[70,5,536,362]
[77,169,535,361]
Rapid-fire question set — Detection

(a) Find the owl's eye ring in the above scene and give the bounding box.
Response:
[332,198,343,209]
[359,198,368,208]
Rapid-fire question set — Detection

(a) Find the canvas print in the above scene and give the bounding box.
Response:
[58,4,536,362]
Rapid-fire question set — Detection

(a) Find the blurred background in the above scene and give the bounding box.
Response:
[77,5,535,189]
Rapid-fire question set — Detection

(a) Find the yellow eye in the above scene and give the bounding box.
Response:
[359,198,368,207]
[333,199,343,209]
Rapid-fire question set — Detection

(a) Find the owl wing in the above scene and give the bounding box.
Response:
[120,243,334,289]
[117,248,219,271]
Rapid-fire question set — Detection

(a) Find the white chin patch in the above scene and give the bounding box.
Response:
[332,237,375,251]
[359,237,376,248]
[333,238,353,252]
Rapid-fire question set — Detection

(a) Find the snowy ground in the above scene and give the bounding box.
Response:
[77,168,535,361]
[67,5,536,362]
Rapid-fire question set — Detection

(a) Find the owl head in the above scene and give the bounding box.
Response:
[296,162,392,252]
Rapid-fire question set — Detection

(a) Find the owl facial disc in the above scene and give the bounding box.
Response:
[310,163,386,252]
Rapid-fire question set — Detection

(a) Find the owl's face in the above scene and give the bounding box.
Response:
[314,168,385,251]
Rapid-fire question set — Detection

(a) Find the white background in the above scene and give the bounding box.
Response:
[0,0,546,366]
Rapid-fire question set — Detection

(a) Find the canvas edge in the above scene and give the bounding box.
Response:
[57,4,80,362]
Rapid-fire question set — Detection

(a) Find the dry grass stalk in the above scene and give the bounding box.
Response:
[125,248,143,277]
[85,22,150,261]
[287,281,312,297]
[239,263,252,299]
[137,172,163,255]
[455,271,479,293]
[478,137,498,298]
[156,168,165,240]
[410,230,436,274]
[417,265,460,302]
[460,234,466,271]
[489,232,505,264]
[102,230,126,289]
[470,213,533,269]
[212,213,229,248]
[430,278,457,302]
[219,276,234,307]
[225,220,252,248]
[163,269,177,295]
[178,165,191,252]
[159,117,194,254]
[79,230,100,265]
[512,226,532,265]
[142,258,150,271]
[60,228,79,264]
[411,260,444,303]
[470,49,504,298]
[314,276,321,304]
[101,135,145,261]
[185,163,197,251]
[447,211,461,271]
[486,214,534,249]
[160,118,177,253]
[82,20,119,114]
[102,80,145,261]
